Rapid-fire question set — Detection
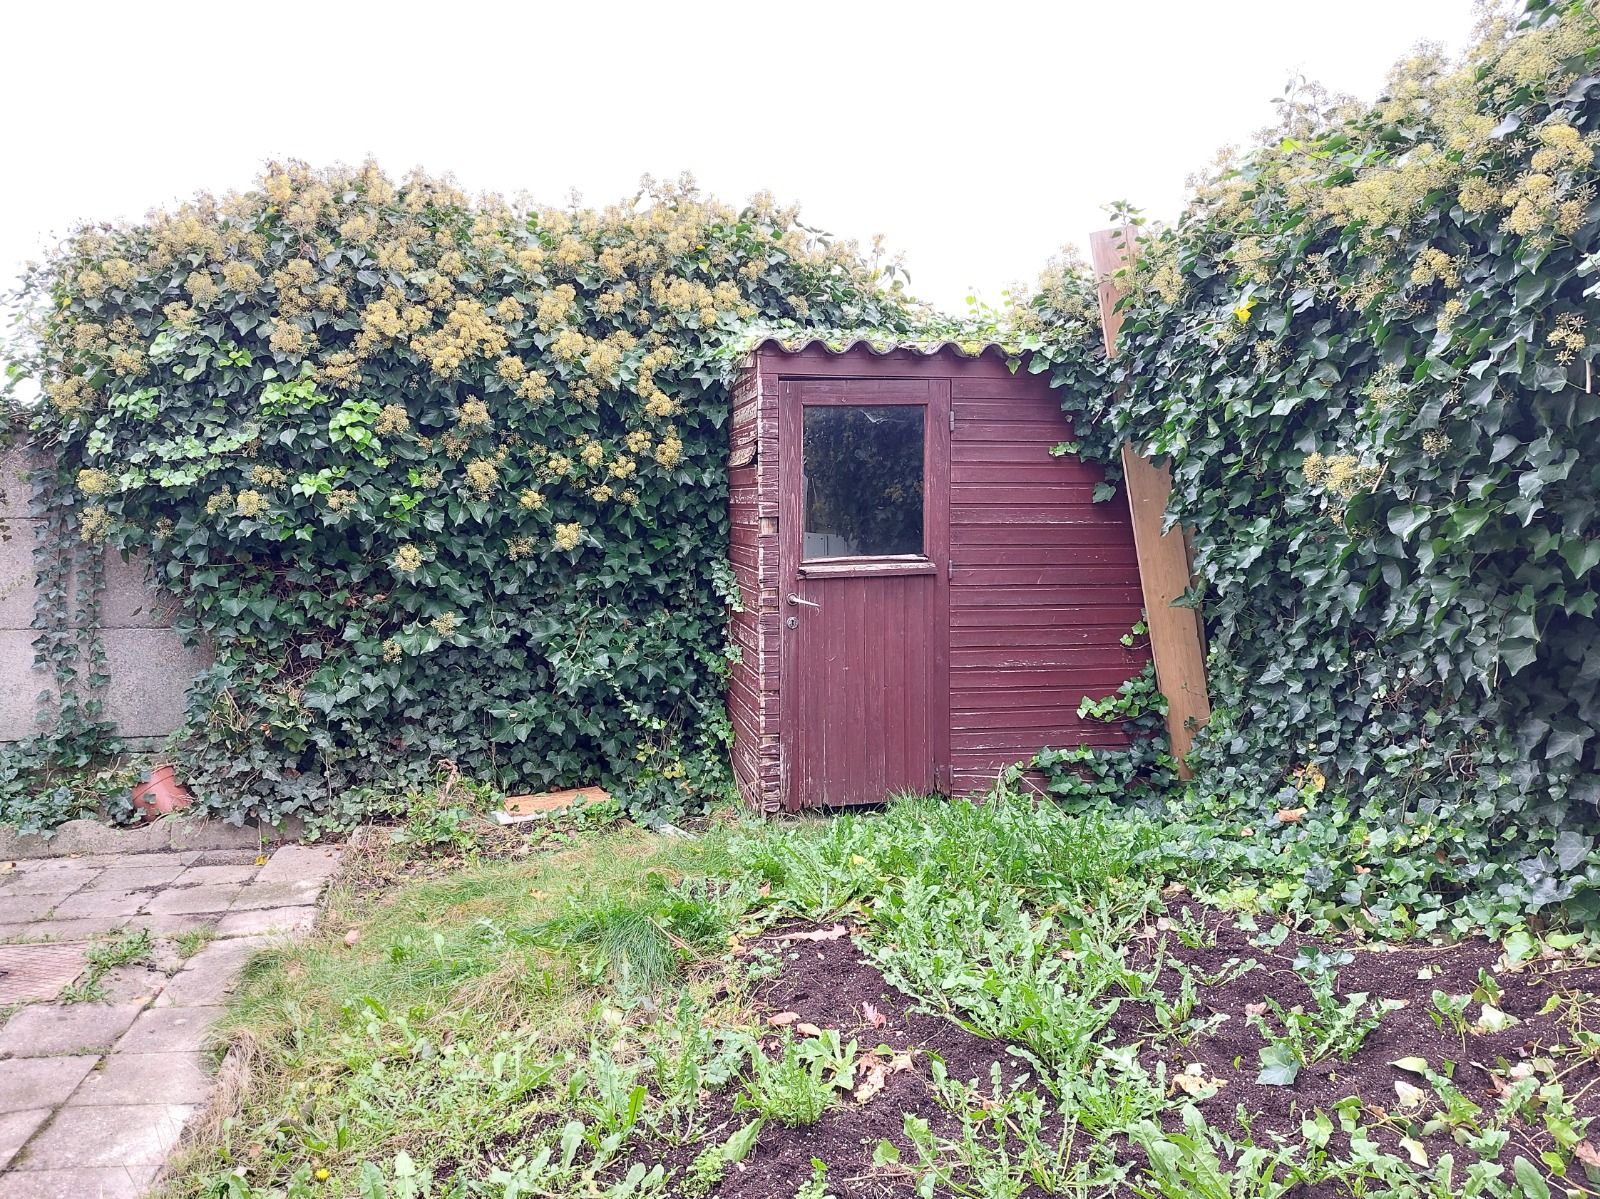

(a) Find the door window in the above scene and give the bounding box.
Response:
[801,404,924,559]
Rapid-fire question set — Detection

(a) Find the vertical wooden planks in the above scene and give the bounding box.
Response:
[1088,227,1212,772]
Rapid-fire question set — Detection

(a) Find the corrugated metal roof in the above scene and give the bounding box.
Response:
[729,327,1020,367]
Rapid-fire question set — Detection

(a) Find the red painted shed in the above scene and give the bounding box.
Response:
[727,339,1150,813]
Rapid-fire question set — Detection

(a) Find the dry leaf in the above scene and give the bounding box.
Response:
[766,1011,800,1027]
[343,928,362,947]
[795,1023,824,1037]
[1276,807,1307,824]
[1172,1062,1225,1097]
[1574,1141,1600,1177]
[1394,1080,1426,1108]
[1161,882,1188,897]
[1244,1002,1269,1017]
[782,924,848,943]
[853,1051,913,1103]
[863,1002,887,1029]
[1399,1136,1429,1167]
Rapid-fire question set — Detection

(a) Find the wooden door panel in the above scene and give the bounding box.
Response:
[790,573,937,806]
[779,378,950,809]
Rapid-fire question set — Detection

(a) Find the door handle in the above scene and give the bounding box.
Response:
[786,593,820,608]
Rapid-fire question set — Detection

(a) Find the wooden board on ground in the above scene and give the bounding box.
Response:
[494,786,610,825]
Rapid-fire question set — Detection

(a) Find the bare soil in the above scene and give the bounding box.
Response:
[632,910,1600,1197]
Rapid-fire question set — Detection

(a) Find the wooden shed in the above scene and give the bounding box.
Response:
[727,339,1152,813]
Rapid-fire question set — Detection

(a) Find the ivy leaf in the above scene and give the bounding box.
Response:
[1387,506,1429,540]
[1256,1042,1300,1086]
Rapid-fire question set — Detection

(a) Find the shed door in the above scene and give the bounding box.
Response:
[778,377,950,809]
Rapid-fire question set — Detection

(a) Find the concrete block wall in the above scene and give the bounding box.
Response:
[0,443,210,744]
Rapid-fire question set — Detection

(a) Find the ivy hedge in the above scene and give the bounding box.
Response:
[1026,0,1600,936]
[8,167,917,826]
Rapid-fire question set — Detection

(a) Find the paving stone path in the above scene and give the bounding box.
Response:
[0,843,341,1198]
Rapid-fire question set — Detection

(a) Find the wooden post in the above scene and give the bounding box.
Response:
[1088,227,1211,773]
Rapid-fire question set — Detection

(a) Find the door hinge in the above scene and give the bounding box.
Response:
[947,560,954,579]
[948,408,955,433]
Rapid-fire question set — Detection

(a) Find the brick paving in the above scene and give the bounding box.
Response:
[0,843,340,1194]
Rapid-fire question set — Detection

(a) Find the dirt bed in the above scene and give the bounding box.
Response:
[629,911,1600,1197]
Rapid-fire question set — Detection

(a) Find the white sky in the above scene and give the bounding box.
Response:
[1,0,1476,317]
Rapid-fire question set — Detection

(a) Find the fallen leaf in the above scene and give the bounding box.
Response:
[757,882,772,898]
[1575,1141,1600,1179]
[1394,1080,1426,1108]
[1390,1056,1430,1075]
[1416,965,1435,980]
[766,1011,800,1027]
[1473,1003,1520,1034]
[254,854,269,866]
[343,928,362,947]
[1161,882,1188,897]
[1240,827,1254,837]
[1399,1136,1429,1167]
[1354,864,1371,875]
[862,1002,887,1029]
[1244,1002,1269,1017]
[781,924,848,943]
[795,1023,824,1037]
[853,1051,912,1103]
[1172,1062,1225,1097]
[1276,807,1307,824]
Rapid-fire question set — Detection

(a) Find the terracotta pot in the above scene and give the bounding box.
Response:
[131,764,194,822]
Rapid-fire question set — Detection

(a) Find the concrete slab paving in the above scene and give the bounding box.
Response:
[6,916,129,942]
[13,1102,195,1169]
[0,870,99,896]
[0,1110,50,1171]
[49,889,156,920]
[0,840,341,1194]
[154,938,267,1008]
[253,844,340,884]
[127,913,220,937]
[171,865,258,887]
[215,904,317,938]
[115,1006,224,1055]
[0,893,61,922]
[68,1053,213,1106]
[0,1058,97,1114]
[141,883,242,915]
[0,1165,159,1199]
[229,878,324,910]
[96,964,169,1004]
[86,865,188,891]
[0,1003,143,1057]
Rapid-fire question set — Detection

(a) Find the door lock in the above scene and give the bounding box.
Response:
[786,594,820,608]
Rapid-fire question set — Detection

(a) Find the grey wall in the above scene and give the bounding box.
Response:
[0,444,210,744]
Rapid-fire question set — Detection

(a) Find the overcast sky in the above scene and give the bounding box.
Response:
[2,0,1476,316]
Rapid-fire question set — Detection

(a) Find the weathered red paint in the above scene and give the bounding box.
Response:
[727,343,1149,812]
[779,377,950,809]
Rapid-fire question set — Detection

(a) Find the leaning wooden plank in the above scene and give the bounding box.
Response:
[1089,226,1212,773]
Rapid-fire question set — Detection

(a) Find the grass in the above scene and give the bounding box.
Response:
[59,926,154,1003]
[174,926,217,959]
[155,793,1600,1199]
